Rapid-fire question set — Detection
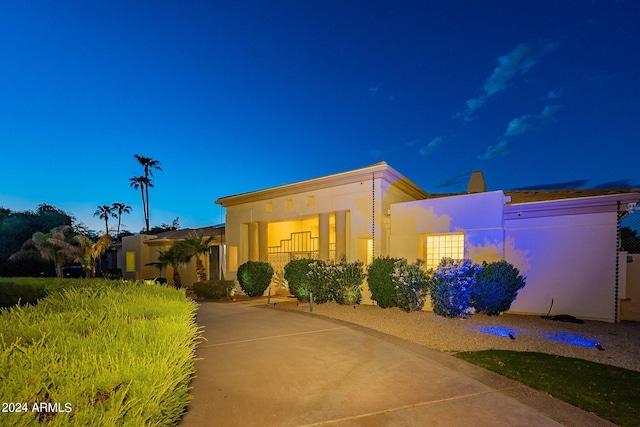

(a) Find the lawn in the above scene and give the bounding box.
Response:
[455,350,640,427]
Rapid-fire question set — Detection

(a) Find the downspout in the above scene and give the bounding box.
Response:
[372,172,375,260]
[615,201,621,323]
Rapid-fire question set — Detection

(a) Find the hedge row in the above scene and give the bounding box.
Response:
[0,279,200,426]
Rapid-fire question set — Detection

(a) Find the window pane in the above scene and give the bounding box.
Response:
[425,233,464,269]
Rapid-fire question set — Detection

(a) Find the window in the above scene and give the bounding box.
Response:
[265,202,273,212]
[424,233,464,270]
[126,251,136,272]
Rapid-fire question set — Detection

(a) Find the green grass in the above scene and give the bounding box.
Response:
[0,279,201,426]
[455,350,640,427]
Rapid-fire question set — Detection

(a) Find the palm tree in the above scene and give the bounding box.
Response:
[10,226,86,278]
[111,202,132,236]
[94,205,116,236]
[176,232,215,282]
[134,154,162,233]
[129,175,149,232]
[157,245,190,288]
[81,234,112,278]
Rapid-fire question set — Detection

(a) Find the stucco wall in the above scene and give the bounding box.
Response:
[389,191,506,263]
[620,253,640,321]
[505,211,618,322]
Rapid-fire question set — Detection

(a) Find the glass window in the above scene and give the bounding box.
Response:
[424,233,464,270]
[126,251,136,272]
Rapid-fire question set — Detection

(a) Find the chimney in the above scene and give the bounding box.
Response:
[468,170,486,193]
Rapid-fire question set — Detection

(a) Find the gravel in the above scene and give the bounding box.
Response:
[274,300,640,372]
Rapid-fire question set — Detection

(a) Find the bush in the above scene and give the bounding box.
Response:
[307,260,334,304]
[237,261,274,297]
[193,280,236,299]
[0,279,200,426]
[307,258,366,305]
[333,258,365,305]
[472,260,526,315]
[0,281,48,309]
[284,258,314,301]
[391,259,428,312]
[428,258,481,318]
[367,256,401,308]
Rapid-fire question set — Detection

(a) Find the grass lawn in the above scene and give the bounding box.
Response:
[455,350,640,427]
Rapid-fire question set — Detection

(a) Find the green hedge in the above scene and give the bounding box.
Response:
[283,259,314,301]
[366,256,401,308]
[0,279,200,426]
[237,261,274,297]
[193,280,236,299]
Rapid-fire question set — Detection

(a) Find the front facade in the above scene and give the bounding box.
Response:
[215,162,428,300]
[216,163,640,322]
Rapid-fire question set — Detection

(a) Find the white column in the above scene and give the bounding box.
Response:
[318,212,330,260]
[258,221,268,262]
[335,210,347,260]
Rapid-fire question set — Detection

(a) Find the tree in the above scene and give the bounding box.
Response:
[129,175,149,232]
[157,245,190,288]
[10,226,86,278]
[176,232,214,282]
[94,205,116,236]
[82,234,113,278]
[133,154,162,233]
[111,202,132,236]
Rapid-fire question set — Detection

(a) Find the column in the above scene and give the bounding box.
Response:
[335,210,347,260]
[318,212,330,260]
[258,221,269,262]
[248,222,259,261]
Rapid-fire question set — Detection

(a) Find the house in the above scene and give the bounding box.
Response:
[116,225,225,287]
[216,162,640,323]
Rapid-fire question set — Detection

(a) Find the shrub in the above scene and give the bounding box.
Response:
[0,281,48,309]
[307,260,334,304]
[193,280,236,299]
[391,259,428,312]
[307,258,366,305]
[428,258,481,318]
[333,258,365,305]
[237,261,274,297]
[284,258,314,301]
[367,256,401,308]
[472,260,526,315]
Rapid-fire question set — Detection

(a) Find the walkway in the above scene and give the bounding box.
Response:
[180,299,613,426]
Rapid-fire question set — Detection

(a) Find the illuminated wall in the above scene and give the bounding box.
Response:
[505,211,618,322]
[390,191,507,264]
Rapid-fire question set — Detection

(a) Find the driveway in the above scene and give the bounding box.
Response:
[180,299,613,426]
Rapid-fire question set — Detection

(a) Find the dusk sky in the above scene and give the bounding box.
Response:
[1,1,639,233]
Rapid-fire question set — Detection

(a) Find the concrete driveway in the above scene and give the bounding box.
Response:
[180,299,613,426]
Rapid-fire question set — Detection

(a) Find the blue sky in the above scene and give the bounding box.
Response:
[1,1,638,233]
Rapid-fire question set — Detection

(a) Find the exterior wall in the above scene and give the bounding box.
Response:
[119,235,158,281]
[505,212,618,322]
[222,175,425,295]
[389,191,507,263]
[620,253,640,321]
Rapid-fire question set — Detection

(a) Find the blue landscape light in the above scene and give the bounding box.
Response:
[472,325,517,338]
[544,332,599,347]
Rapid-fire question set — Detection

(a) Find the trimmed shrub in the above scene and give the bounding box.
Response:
[193,280,236,299]
[428,258,481,318]
[391,259,428,312]
[472,260,526,315]
[237,261,274,297]
[284,258,314,301]
[367,256,401,308]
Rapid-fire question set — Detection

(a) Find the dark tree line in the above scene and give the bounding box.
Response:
[0,204,74,276]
